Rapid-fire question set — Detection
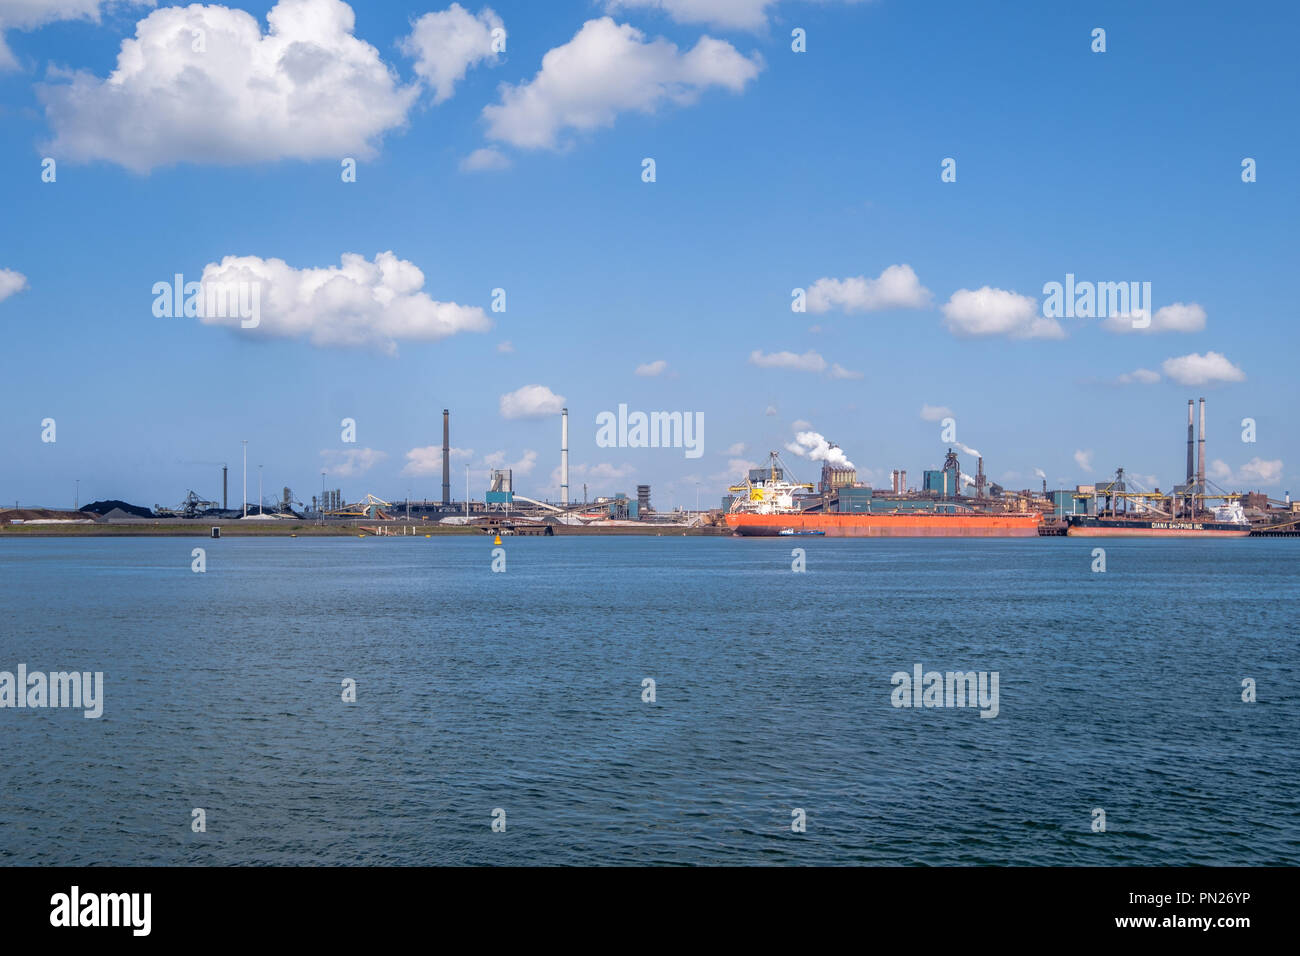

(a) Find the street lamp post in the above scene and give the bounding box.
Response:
[241,440,247,518]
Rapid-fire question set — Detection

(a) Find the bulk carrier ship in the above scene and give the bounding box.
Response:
[1065,510,1250,537]
[724,453,1041,538]
[1064,399,1251,538]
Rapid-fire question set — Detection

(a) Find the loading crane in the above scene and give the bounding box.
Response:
[1079,467,1242,519]
[155,490,220,518]
[326,494,392,519]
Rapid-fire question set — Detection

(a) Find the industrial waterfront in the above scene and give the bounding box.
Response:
[5,398,1298,539]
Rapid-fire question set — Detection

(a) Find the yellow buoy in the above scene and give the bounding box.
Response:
[424,534,431,538]
[493,534,502,545]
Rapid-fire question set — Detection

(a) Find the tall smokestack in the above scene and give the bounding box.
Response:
[222,466,228,511]
[442,409,451,506]
[561,408,569,506]
[1197,397,1206,492]
[1186,399,1195,486]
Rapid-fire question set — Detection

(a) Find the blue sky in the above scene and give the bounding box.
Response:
[1,0,1296,511]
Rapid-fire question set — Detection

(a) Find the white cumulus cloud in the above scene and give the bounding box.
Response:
[320,447,386,477]
[484,448,537,475]
[460,146,510,172]
[197,251,489,355]
[806,264,931,313]
[1210,457,1283,487]
[548,460,635,494]
[1116,368,1161,385]
[1102,302,1207,335]
[920,403,951,421]
[37,0,418,171]
[0,0,153,70]
[399,3,502,104]
[1074,449,1093,471]
[0,267,27,302]
[499,384,564,419]
[1160,351,1245,386]
[481,17,761,150]
[709,457,759,483]
[401,445,472,477]
[635,359,668,376]
[604,1,865,31]
[942,287,1063,340]
[749,349,826,372]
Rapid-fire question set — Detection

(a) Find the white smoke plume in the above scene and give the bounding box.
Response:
[956,442,981,459]
[785,431,855,470]
[1033,467,1047,480]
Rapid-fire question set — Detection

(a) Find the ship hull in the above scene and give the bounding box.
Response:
[726,512,1041,537]
[1065,517,1250,537]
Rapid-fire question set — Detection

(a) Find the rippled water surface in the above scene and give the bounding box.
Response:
[1,535,1296,865]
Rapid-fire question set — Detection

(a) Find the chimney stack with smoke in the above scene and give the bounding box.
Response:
[561,408,569,506]
[1186,399,1195,486]
[442,409,451,506]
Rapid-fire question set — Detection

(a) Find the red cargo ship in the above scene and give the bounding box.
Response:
[725,453,1040,538]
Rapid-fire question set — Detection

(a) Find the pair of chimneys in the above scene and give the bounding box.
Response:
[1186,398,1206,491]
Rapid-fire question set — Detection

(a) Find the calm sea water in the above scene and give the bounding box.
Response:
[0,535,1296,866]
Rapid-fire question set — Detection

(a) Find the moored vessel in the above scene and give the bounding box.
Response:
[725,452,1041,538]
[730,511,1042,537]
[1064,515,1250,537]
[1063,455,1253,537]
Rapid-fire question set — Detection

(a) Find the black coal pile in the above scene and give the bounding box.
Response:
[80,500,154,519]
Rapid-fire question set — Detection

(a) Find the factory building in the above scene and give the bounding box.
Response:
[820,461,857,494]
[486,469,513,505]
[923,469,957,496]
[607,493,638,520]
